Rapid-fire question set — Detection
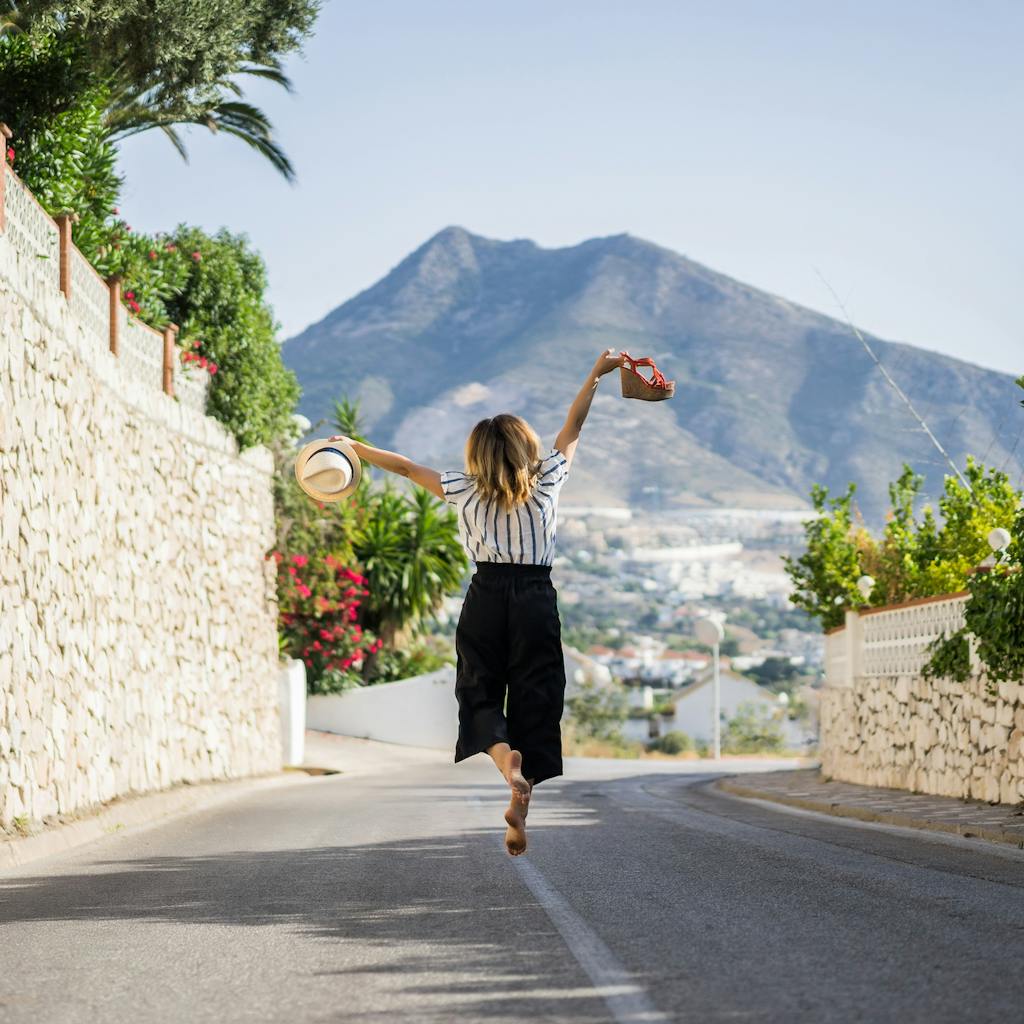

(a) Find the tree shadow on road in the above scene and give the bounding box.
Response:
[0,776,641,1022]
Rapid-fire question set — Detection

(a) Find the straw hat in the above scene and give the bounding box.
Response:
[294,438,361,502]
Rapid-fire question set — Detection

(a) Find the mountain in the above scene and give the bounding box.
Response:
[282,227,1023,519]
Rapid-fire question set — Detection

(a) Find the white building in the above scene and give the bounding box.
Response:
[623,668,814,748]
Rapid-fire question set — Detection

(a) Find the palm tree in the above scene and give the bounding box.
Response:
[354,487,468,649]
[103,59,295,181]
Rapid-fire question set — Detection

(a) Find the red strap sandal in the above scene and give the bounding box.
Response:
[620,352,676,401]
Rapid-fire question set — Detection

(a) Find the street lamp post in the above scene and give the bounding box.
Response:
[695,617,725,760]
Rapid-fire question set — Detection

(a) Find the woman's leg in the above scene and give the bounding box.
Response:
[487,741,533,856]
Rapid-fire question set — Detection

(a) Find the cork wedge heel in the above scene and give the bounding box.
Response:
[620,352,675,401]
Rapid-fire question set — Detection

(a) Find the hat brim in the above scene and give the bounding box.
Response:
[294,438,362,502]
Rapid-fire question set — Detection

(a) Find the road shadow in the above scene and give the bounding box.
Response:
[0,776,631,1022]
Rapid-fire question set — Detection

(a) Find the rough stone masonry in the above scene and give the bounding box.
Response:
[820,672,1024,806]
[0,206,281,829]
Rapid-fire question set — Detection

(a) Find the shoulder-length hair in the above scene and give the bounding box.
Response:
[465,415,544,511]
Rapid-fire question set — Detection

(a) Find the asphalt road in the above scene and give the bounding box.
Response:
[2,752,1024,1024]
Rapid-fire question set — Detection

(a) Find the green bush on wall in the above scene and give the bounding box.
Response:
[162,226,300,450]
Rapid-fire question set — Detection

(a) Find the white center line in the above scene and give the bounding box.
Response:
[469,795,670,1023]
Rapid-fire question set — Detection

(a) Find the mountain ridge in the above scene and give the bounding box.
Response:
[283,228,1022,519]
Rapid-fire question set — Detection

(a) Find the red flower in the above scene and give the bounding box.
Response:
[147,250,157,261]
[292,554,309,568]
[5,146,14,164]
[312,641,322,652]
[165,243,177,252]
[297,584,312,599]
[287,565,297,576]
[124,291,135,300]
[191,251,202,262]
[209,364,218,375]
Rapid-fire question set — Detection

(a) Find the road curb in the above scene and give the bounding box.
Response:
[714,778,1024,850]
[1,771,312,872]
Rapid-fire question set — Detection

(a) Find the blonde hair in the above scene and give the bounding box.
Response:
[465,415,544,511]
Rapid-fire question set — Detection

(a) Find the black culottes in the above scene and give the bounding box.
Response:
[454,561,566,786]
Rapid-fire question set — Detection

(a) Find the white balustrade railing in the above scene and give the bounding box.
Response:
[3,167,60,291]
[860,594,968,677]
[121,317,165,394]
[824,593,969,686]
[3,163,210,417]
[174,362,211,414]
[69,247,109,349]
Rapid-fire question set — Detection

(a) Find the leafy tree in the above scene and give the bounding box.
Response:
[3,0,319,176]
[162,225,301,449]
[565,680,628,742]
[721,702,784,754]
[354,486,468,648]
[0,31,120,247]
[783,483,863,630]
[786,461,1020,630]
[747,656,799,689]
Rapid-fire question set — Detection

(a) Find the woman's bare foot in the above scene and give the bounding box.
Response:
[504,800,528,856]
[505,749,532,807]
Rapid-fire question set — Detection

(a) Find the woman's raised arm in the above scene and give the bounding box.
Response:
[553,348,622,468]
[327,436,444,500]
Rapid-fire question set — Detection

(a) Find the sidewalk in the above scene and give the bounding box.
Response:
[716,768,1024,848]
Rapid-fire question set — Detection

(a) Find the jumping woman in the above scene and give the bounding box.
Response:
[329,348,625,855]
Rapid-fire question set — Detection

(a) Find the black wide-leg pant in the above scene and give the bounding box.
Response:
[454,561,566,786]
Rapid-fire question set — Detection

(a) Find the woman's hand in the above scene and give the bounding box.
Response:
[592,348,624,378]
[327,434,354,445]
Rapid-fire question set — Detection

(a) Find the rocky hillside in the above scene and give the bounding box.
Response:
[282,228,1022,518]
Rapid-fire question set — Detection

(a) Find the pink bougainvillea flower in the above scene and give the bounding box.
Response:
[297,585,312,599]
[191,251,202,262]
[287,565,298,576]
[209,365,218,376]
[292,554,309,568]
[124,291,135,300]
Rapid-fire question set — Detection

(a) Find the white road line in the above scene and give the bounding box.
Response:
[469,796,670,1024]
[511,856,671,1024]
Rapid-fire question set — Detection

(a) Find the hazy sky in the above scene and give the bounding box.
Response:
[116,1,1022,376]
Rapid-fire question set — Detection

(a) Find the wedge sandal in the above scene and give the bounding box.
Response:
[620,352,676,401]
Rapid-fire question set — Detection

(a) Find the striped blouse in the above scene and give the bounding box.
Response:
[439,448,569,566]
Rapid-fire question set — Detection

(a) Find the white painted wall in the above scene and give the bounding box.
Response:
[670,673,810,746]
[278,659,307,766]
[306,668,459,750]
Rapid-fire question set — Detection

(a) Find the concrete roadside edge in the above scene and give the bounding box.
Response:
[1,771,313,872]
[713,777,1024,849]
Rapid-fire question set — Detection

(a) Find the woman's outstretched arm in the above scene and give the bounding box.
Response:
[553,348,623,468]
[327,436,444,500]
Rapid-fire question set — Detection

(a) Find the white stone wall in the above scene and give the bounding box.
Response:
[820,601,1024,804]
[0,190,281,829]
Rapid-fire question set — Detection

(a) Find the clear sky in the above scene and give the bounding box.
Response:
[116,0,1022,376]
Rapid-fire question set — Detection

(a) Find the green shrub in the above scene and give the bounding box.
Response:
[721,703,785,754]
[648,730,692,755]
[565,680,628,742]
[365,637,454,686]
[785,460,1020,630]
[163,226,300,449]
[0,32,121,254]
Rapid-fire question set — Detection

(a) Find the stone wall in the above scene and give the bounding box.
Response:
[820,597,1024,804]
[0,170,281,829]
